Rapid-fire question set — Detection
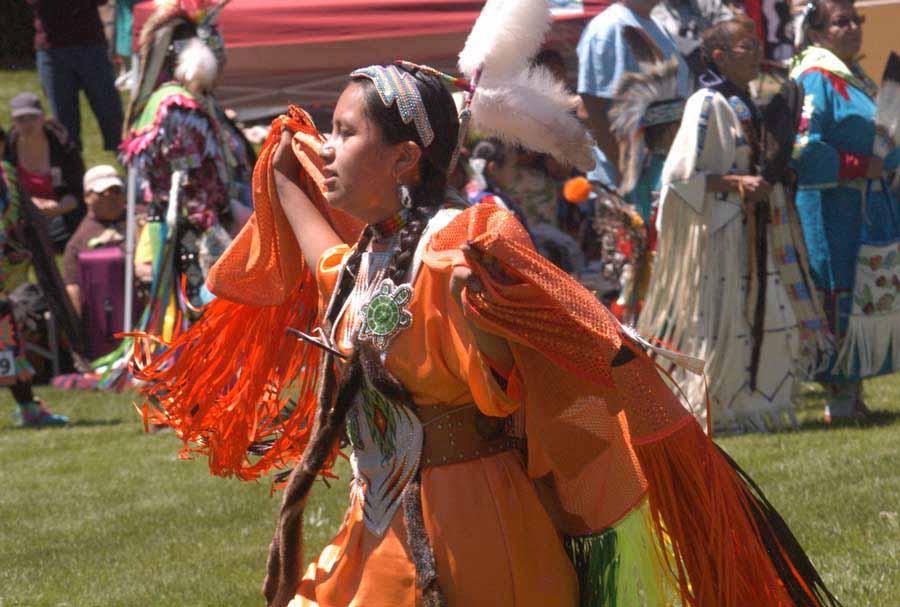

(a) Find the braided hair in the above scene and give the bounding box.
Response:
[264,64,458,607]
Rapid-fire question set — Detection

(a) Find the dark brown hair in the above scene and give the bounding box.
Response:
[806,0,856,32]
[699,14,758,71]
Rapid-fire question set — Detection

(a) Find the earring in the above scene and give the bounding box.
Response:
[398,183,413,209]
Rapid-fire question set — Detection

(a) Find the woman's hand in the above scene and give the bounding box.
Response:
[449,250,514,373]
[708,175,773,203]
[31,194,76,218]
[866,157,885,180]
[738,175,773,203]
[135,261,154,283]
[269,125,341,270]
[31,197,61,216]
[449,263,480,310]
[272,129,303,188]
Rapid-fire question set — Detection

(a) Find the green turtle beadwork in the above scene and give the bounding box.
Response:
[359,278,414,351]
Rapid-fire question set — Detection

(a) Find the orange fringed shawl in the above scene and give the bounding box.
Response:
[137,107,362,480]
[425,205,835,607]
[138,112,837,607]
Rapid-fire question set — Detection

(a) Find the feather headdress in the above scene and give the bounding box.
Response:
[456,0,595,172]
[124,0,230,136]
[458,0,551,80]
[608,26,684,195]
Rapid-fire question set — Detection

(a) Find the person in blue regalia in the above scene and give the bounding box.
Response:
[791,0,900,420]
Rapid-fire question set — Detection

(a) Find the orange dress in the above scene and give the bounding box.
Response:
[290,241,579,607]
[140,120,844,607]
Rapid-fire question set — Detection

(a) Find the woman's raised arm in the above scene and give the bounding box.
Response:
[271,130,342,269]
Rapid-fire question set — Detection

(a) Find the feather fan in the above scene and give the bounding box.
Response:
[607,27,680,195]
[874,52,900,159]
[471,66,594,172]
[458,0,551,80]
[609,58,681,140]
[621,25,664,69]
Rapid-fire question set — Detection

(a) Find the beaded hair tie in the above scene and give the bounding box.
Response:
[350,65,435,147]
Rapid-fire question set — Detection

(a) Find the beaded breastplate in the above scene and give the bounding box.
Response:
[328,208,461,536]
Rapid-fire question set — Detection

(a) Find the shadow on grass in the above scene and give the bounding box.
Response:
[67,419,126,428]
[4,419,126,431]
[798,408,900,432]
[715,408,900,438]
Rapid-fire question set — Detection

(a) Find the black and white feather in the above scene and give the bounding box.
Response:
[607,26,681,194]
[874,52,900,159]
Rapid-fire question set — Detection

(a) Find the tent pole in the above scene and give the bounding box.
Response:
[124,166,137,333]
[123,51,141,333]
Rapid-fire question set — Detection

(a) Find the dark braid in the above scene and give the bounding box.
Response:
[353,64,455,606]
[263,229,373,607]
[265,64,458,607]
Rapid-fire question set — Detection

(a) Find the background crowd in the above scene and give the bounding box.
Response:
[2,0,898,434]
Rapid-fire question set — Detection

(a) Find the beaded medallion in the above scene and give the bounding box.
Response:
[359,278,414,351]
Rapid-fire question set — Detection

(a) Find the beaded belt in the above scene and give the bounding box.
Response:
[417,404,520,468]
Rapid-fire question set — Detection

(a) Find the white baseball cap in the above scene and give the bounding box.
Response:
[83,165,124,194]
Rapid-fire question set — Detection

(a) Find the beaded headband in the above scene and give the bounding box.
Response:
[351,61,480,174]
[350,65,435,147]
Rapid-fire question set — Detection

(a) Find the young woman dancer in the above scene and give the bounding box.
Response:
[137,4,840,606]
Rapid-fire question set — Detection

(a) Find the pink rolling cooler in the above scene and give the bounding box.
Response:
[78,246,128,359]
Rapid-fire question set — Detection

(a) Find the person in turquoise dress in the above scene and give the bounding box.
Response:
[791,0,900,419]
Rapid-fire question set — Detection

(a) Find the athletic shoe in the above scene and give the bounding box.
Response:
[13,400,69,428]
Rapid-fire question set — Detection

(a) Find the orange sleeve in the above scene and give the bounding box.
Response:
[464,344,523,417]
[315,244,351,318]
[430,262,523,418]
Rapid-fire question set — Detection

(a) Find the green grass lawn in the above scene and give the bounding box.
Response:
[1,378,898,606]
[0,387,351,607]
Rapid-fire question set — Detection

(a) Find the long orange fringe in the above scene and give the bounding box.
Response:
[134,107,361,481]
[636,417,799,606]
[615,353,835,607]
[453,214,836,607]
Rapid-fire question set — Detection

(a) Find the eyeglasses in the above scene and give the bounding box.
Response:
[831,14,865,28]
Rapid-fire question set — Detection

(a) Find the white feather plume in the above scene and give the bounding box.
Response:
[458,0,551,80]
[174,37,219,91]
[470,66,595,172]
